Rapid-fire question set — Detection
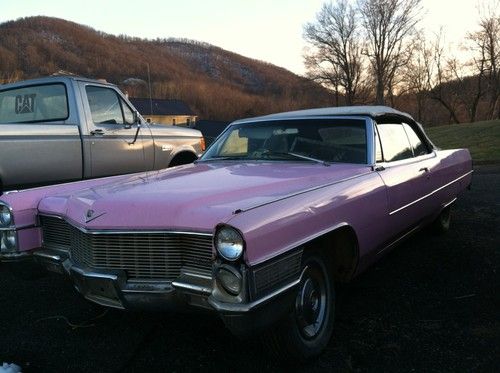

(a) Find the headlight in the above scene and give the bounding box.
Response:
[0,204,13,227]
[0,231,17,253]
[215,226,244,261]
[216,266,242,296]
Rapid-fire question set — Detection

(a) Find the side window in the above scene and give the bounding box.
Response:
[85,86,123,125]
[0,83,68,123]
[375,129,383,162]
[403,123,429,157]
[377,123,413,162]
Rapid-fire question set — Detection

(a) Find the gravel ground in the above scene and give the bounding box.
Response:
[0,166,498,372]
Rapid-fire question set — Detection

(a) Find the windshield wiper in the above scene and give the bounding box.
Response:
[197,156,246,162]
[264,151,330,166]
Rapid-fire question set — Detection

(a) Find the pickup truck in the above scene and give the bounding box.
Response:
[0,76,205,193]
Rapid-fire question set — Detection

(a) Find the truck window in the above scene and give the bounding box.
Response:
[86,86,124,125]
[0,84,68,124]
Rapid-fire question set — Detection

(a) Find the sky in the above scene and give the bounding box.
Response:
[0,0,489,75]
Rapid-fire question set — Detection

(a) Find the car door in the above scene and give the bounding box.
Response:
[80,83,148,178]
[375,122,437,238]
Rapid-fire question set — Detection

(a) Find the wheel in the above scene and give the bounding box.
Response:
[261,252,335,362]
[432,206,451,234]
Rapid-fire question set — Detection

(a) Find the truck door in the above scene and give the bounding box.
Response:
[79,84,148,177]
[0,82,83,190]
[375,122,438,239]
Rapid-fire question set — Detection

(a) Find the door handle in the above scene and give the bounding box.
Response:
[90,129,105,136]
[419,167,429,173]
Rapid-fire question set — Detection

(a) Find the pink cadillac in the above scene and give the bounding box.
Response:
[0,106,472,360]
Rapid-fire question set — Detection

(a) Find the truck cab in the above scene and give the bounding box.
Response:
[0,76,204,192]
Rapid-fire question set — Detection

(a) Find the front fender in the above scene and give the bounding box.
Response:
[226,171,387,267]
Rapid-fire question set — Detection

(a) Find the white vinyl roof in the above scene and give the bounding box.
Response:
[236,105,415,123]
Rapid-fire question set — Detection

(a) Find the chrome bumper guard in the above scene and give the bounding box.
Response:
[33,249,214,311]
[33,248,303,335]
[0,251,33,262]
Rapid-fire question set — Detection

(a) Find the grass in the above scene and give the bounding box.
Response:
[425,119,500,164]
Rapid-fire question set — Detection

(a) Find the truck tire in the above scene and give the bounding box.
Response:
[169,152,198,167]
[261,251,335,362]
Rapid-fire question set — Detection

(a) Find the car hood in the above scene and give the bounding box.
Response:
[37,162,369,232]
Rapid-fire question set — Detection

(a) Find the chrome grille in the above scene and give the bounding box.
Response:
[40,215,71,251]
[40,216,213,281]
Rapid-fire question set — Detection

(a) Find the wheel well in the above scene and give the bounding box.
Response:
[303,226,359,283]
[168,151,198,167]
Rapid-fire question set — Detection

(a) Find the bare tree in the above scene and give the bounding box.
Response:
[447,55,486,123]
[359,0,422,105]
[469,3,500,119]
[401,34,429,121]
[303,0,363,105]
[423,32,461,124]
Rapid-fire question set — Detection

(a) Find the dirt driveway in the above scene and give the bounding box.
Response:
[0,166,498,372]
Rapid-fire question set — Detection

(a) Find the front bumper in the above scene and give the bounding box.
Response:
[33,249,213,311]
[33,248,300,335]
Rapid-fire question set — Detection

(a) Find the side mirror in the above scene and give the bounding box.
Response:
[124,111,140,129]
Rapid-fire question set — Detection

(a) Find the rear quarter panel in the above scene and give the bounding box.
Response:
[430,148,473,210]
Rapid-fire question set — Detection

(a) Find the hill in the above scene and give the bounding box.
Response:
[0,16,333,120]
[426,120,500,164]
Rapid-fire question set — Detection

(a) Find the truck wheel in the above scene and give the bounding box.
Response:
[432,206,451,234]
[261,252,335,362]
[169,152,198,167]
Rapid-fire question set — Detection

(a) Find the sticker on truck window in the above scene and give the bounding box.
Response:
[15,94,36,114]
[0,83,68,124]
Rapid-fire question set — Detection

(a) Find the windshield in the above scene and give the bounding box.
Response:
[201,118,368,164]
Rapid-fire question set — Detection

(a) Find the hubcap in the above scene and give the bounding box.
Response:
[295,264,328,339]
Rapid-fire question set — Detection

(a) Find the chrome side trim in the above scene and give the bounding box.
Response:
[234,172,372,214]
[38,214,212,236]
[376,224,422,255]
[389,170,473,216]
[3,190,19,195]
[443,197,457,209]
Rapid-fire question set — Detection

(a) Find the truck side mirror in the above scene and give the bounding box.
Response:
[124,111,140,129]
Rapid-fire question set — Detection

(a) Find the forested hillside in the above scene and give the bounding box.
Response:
[0,16,333,120]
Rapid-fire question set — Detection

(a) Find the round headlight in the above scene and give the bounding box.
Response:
[216,266,242,296]
[0,205,13,227]
[215,226,244,261]
[0,231,17,253]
